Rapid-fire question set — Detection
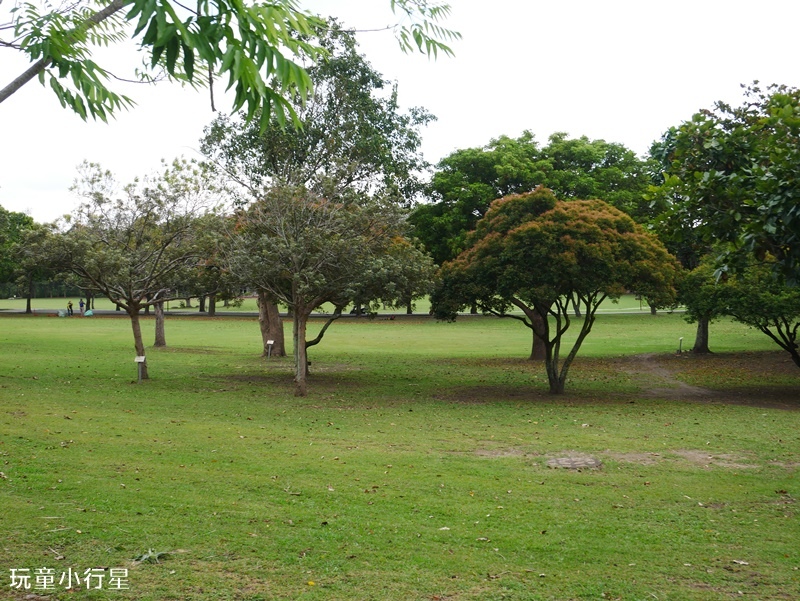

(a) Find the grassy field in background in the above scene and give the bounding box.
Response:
[0,313,798,600]
[0,293,665,316]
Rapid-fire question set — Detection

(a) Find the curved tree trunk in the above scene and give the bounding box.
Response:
[129,308,149,380]
[153,302,166,347]
[257,289,286,357]
[692,317,711,353]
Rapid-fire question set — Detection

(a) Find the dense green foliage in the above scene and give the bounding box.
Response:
[410,132,653,265]
[1,0,458,126]
[200,25,433,205]
[655,83,800,283]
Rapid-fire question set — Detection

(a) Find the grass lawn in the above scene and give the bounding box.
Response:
[0,313,798,600]
[0,293,668,316]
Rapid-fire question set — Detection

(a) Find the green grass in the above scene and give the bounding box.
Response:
[0,313,799,600]
[0,293,670,316]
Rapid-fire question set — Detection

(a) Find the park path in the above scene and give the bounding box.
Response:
[623,353,712,399]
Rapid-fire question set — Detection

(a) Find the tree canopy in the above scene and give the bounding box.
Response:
[410,132,652,266]
[228,186,430,396]
[433,187,678,394]
[200,24,433,205]
[655,82,800,284]
[53,159,219,378]
[1,0,458,126]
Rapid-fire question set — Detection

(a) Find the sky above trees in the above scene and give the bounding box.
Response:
[2,0,800,223]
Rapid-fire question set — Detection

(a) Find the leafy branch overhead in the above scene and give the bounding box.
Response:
[1,0,459,125]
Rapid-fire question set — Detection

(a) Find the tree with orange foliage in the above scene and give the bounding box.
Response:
[433,187,679,394]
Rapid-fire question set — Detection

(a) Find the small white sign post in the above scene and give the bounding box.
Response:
[266,340,275,359]
[135,355,146,382]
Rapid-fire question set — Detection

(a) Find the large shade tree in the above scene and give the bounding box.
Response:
[1,0,458,126]
[433,187,678,394]
[201,24,434,355]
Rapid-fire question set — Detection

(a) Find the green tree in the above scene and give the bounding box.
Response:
[1,0,457,126]
[433,187,678,394]
[677,260,729,354]
[411,132,653,267]
[0,205,34,286]
[200,24,433,204]
[54,159,218,378]
[657,82,800,283]
[539,133,655,220]
[410,132,543,265]
[11,221,60,314]
[228,186,420,396]
[202,24,434,355]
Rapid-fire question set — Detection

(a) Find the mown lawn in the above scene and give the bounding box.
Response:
[0,313,798,600]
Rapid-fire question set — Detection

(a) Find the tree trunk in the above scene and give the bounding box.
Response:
[650,304,657,315]
[692,317,711,354]
[528,311,547,361]
[257,290,286,357]
[153,302,167,347]
[208,295,217,317]
[198,295,206,312]
[185,297,193,308]
[129,309,149,380]
[406,299,413,315]
[25,277,33,314]
[571,297,582,317]
[293,308,310,396]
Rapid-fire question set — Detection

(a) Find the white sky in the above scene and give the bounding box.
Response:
[2,0,800,223]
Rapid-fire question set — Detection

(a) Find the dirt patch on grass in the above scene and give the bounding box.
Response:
[474,447,532,458]
[671,449,759,469]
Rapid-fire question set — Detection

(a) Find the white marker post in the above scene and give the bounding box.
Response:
[135,356,146,382]
[266,340,274,359]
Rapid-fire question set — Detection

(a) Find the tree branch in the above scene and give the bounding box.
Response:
[0,0,127,105]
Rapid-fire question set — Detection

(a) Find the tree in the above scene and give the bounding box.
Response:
[411,132,653,267]
[538,133,656,220]
[657,82,800,284]
[433,187,678,394]
[228,186,420,396]
[1,0,458,126]
[202,24,434,355]
[0,205,34,286]
[54,159,218,378]
[11,221,60,314]
[200,24,433,204]
[410,132,543,266]
[677,260,729,354]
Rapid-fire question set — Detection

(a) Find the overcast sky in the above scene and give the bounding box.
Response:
[2,0,799,223]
